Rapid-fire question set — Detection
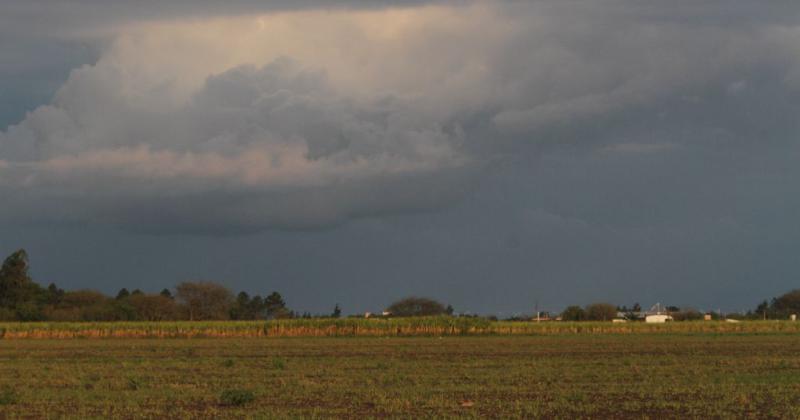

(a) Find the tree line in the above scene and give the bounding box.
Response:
[1,248,799,322]
[0,249,309,322]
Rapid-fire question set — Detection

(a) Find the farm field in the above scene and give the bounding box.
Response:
[2,334,800,418]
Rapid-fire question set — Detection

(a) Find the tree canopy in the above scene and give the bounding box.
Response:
[386,297,447,317]
[0,249,40,308]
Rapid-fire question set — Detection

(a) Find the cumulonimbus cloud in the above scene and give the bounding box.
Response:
[2,2,800,233]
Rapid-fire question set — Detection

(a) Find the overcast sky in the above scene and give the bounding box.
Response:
[2,1,800,315]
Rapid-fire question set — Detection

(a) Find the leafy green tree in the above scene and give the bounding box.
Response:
[769,289,800,318]
[331,303,342,318]
[385,297,446,317]
[251,295,265,318]
[445,304,454,316]
[230,291,252,320]
[265,292,291,319]
[561,305,586,321]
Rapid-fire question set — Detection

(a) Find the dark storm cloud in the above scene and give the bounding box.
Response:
[3,1,800,234]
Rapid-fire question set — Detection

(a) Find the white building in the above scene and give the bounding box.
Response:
[645,314,673,323]
[644,303,673,323]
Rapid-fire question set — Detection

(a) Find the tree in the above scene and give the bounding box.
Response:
[769,289,800,318]
[59,290,105,307]
[0,249,42,308]
[128,294,179,321]
[385,297,446,317]
[561,305,586,321]
[175,281,234,321]
[265,292,291,319]
[331,303,342,318]
[160,288,173,299]
[116,288,130,300]
[585,303,617,321]
[230,291,254,320]
[445,304,455,316]
[45,283,64,305]
[248,295,265,319]
[53,290,121,321]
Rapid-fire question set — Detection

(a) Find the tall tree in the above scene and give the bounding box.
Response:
[248,295,265,319]
[230,291,251,320]
[264,292,290,319]
[0,249,42,308]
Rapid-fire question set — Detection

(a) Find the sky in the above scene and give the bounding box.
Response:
[2,1,800,316]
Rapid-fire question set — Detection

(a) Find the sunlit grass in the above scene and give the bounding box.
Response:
[1,319,800,339]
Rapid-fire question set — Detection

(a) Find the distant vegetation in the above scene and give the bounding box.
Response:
[0,249,302,322]
[1,248,799,322]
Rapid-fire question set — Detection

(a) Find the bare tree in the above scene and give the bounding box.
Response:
[585,303,617,321]
[175,281,233,320]
[128,294,180,321]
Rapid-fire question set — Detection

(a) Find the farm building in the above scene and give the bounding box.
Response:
[643,303,673,323]
[645,314,673,323]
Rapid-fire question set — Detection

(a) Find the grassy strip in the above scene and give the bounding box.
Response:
[1,318,800,339]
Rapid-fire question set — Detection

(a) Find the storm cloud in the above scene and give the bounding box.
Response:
[3,2,800,233]
[3,1,800,312]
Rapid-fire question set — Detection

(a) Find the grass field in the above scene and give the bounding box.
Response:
[2,333,800,418]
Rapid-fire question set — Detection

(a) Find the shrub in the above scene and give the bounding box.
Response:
[219,389,255,406]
